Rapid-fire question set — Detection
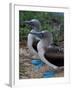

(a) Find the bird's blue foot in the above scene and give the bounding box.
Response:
[31,59,45,70]
[43,70,56,78]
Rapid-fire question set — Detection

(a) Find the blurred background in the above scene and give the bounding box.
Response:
[19,11,64,45]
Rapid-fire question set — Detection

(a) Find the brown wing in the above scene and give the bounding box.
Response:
[32,40,39,52]
[44,47,64,67]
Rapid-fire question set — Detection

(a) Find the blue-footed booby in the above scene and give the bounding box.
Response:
[24,19,41,56]
[30,31,64,70]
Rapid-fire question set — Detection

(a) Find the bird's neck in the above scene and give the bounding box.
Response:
[32,27,41,31]
[30,29,40,34]
[28,29,38,44]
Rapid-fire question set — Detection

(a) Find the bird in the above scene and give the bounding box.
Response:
[24,19,41,56]
[30,31,64,70]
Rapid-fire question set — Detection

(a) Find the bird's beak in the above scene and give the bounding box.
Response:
[24,21,31,24]
[30,32,44,39]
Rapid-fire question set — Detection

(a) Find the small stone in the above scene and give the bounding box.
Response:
[24,62,31,66]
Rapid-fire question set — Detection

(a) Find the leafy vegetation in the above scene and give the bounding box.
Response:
[19,11,64,44]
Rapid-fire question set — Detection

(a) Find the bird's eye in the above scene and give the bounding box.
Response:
[30,22,34,26]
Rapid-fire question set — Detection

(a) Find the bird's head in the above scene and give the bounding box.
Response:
[24,19,41,30]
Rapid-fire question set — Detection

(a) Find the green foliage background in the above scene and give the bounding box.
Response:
[19,11,64,44]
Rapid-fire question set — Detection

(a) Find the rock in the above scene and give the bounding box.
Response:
[30,72,43,78]
[23,62,31,66]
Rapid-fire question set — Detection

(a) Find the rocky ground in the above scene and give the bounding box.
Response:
[19,41,64,79]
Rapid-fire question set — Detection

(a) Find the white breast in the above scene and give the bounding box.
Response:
[27,33,38,55]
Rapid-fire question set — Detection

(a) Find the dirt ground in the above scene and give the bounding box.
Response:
[19,41,64,79]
